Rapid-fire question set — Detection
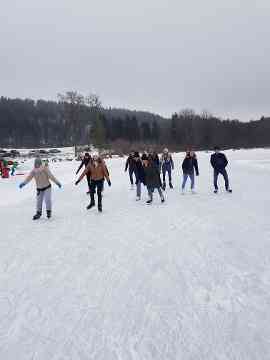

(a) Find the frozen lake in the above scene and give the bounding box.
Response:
[0,149,270,359]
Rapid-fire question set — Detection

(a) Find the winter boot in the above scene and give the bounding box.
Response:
[98,203,102,212]
[214,189,218,194]
[87,202,95,210]
[146,199,153,205]
[226,189,232,193]
[162,182,166,190]
[47,210,51,219]
[33,211,42,220]
[169,182,173,189]
[161,196,165,203]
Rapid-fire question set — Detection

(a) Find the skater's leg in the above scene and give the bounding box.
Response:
[97,180,103,211]
[90,181,96,205]
[129,169,134,185]
[182,174,188,190]
[168,168,172,183]
[190,173,195,190]
[213,170,219,191]
[221,169,229,190]
[136,181,141,198]
[157,187,165,201]
[162,169,166,183]
[36,190,44,214]
[147,187,153,202]
[44,187,52,211]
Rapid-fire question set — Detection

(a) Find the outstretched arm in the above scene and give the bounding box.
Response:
[46,168,61,186]
[22,170,34,186]
[76,166,89,185]
[76,161,84,175]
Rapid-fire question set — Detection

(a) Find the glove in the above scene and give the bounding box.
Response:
[107,179,111,187]
[57,183,62,188]
[75,180,80,186]
[19,182,25,189]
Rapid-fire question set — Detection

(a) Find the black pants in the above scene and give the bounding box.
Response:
[90,179,103,205]
[129,169,135,185]
[86,175,91,189]
[214,169,229,190]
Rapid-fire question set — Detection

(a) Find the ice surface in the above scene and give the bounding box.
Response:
[0,149,270,359]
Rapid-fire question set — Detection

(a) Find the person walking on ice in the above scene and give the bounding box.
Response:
[181,150,199,194]
[133,152,145,201]
[125,151,136,189]
[75,154,111,212]
[142,154,165,205]
[19,157,62,220]
[210,146,232,193]
[76,152,92,194]
[161,148,174,190]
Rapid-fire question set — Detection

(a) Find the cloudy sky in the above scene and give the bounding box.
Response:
[1,0,270,120]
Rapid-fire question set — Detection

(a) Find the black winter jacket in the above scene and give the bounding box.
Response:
[210,153,228,171]
[125,155,136,171]
[144,163,162,188]
[182,157,199,175]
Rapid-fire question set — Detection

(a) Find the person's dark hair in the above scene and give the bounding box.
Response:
[214,146,220,151]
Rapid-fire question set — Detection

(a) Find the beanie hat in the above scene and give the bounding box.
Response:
[134,151,140,158]
[34,157,42,168]
[141,154,148,161]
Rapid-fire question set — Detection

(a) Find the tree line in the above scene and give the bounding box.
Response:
[0,94,269,151]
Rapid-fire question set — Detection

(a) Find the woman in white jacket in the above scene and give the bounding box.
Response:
[19,157,62,220]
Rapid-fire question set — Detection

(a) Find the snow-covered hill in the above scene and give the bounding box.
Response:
[0,149,269,359]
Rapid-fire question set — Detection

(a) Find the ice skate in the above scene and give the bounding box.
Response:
[33,211,42,220]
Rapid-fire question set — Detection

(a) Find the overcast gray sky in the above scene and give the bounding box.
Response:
[1,0,270,120]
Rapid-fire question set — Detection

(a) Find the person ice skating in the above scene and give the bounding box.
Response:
[210,146,232,193]
[161,148,174,190]
[181,150,199,194]
[76,153,92,194]
[142,154,165,204]
[11,161,18,176]
[133,152,145,201]
[125,151,136,189]
[75,155,111,212]
[19,157,62,220]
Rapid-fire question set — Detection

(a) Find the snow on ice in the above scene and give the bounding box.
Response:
[0,149,270,359]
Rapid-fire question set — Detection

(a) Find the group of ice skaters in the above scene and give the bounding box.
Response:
[19,147,232,220]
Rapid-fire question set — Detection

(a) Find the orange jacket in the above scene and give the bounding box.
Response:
[78,162,110,182]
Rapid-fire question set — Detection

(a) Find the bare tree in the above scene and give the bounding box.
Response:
[57,91,85,154]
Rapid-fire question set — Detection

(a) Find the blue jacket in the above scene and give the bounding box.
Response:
[134,160,145,184]
[210,153,228,171]
[161,154,174,171]
[182,157,199,175]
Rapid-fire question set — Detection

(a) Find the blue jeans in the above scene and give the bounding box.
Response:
[162,167,172,183]
[214,169,229,190]
[182,173,195,190]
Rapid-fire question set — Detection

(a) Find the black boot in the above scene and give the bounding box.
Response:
[146,199,153,205]
[226,189,232,193]
[98,203,102,212]
[47,210,51,219]
[162,182,166,190]
[87,202,95,210]
[169,182,173,189]
[33,211,42,220]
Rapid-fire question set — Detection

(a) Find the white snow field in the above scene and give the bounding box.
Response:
[0,149,270,360]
